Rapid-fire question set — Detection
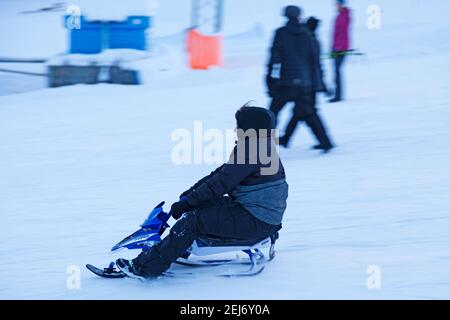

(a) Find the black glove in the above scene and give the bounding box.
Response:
[169,200,192,220]
[179,188,193,200]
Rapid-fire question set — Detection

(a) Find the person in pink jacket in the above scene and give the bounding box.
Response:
[330,0,351,103]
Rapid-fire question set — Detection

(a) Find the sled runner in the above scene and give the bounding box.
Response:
[86,262,126,279]
[86,201,280,279]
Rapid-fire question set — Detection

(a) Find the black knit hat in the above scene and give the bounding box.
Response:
[235,105,275,132]
[306,16,320,32]
[284,5,301,20]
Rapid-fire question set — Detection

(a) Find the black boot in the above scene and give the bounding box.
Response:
[116,258,146,280]
[328,97,342,103]
[131,247,172,278]
[312,143,335,153]
[305,114,333,152]
[279,135,289,148]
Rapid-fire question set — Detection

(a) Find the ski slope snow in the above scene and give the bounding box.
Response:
[1,0,450,299]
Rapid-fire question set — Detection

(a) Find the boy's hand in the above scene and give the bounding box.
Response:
[169,200,192,220]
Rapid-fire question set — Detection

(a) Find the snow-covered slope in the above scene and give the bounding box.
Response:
[1,0,450,299]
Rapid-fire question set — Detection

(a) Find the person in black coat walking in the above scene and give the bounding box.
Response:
[266,6,333,152]
[116,106,288,279]
[280,16,334,150]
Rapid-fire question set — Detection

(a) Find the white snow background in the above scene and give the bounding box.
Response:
[1,0,450,299]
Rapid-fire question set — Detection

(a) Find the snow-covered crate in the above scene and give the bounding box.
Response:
[64,16,151,54]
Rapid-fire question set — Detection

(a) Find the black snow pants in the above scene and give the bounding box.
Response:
[333,55,346,101]
[269,87,332,147]
[133,196,281,277]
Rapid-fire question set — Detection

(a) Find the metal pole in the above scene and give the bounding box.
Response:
[215,0,224,33]
[191,0,199,29]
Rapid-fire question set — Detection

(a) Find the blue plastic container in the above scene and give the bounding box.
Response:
[64,15,150,54]
[109,16,150,50]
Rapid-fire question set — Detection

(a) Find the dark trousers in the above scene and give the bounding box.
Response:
[269,87,332,147]
[133,197,280,277]
[333,55,346,101]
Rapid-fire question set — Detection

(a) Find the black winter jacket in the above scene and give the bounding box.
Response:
[185,143,286,208]
[267,19,320,89]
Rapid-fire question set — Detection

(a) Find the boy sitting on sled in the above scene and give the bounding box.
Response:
[116,105,289,278]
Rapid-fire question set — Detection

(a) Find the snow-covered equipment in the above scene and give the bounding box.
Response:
[111,201,170,252]
[64,16,151,54]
